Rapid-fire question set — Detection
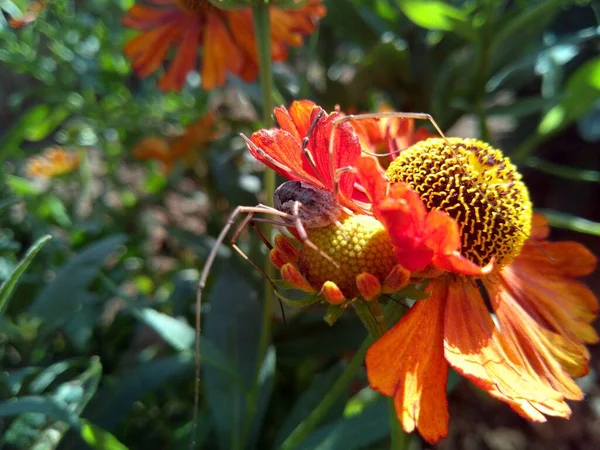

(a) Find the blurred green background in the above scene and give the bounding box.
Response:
[1,0,599,449]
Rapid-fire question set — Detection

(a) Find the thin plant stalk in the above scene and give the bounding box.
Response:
[239,2,276,447]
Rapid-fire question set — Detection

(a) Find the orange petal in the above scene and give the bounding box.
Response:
[486,279,584,400]
[274,234,300,263]
[201,13,243,90]
[158,21,202,92]
[321,281,345,305]
[274,100,317,141]
[502,253,599,345]
[132,137,170,161]
[518,241,597,278]
[530,213,550,240]
[425,210,493,276]
[356,272,381,301]
[366,280,449,443]
[281,263,315,293]
[382,264,410,293]
[443,277,570,422]
[123,5,179,29]
[124,21,183,77]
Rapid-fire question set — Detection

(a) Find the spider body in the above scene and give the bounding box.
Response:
[273,180,342,229]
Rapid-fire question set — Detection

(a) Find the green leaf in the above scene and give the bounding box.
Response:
[536,209,600,236]
[203,268,266,449]
[23,106,70,142]
[538,57,600,137]
[84,353,193,432]
[28,235,127,336]
[0,235,51,314]
[79,419,129,450]
[398,0,474,39]
[489,0,568,71]
[297,400,389,450]
[0,396,81,427]
[525,157,600,182]
[133,308,194,352]
[0,0,22,17]
[6,175,41,196]
[275,364,347,447]
[39,194,71,227]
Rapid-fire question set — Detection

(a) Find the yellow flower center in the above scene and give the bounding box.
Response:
[299,214,396,298]
[386,137,532,269]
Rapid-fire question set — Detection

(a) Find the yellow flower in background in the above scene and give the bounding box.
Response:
[123,0,326,91]
[25,147,81,179]
[133,112,218,173]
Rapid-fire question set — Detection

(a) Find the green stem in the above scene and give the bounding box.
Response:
[238,3,276,449]
[474,39,490,142]
[280,337,373,450]
[353,300,408,450]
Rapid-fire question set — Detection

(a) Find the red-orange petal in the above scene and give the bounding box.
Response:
[502,248,599,345]
[281,263,315,293]
[158,21,202,91]
[485,279,585,400]
[366,281,449,443]
[201,13,243,90]
[356,272,381,301]
[530,213,550,240]
[443,277,571,422]
[321,281,345,305]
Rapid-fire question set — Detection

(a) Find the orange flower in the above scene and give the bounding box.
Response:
[133,112,218,173]
[25,147,80,179]
[245,101,481,305]
[8,1,46,29]
[123,0,326,91]
[362,138,598,443]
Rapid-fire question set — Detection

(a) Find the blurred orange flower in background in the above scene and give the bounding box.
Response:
[25,147,80,179]
[133,112,218,173]
[8,1,46,29]
[123,0,326,91]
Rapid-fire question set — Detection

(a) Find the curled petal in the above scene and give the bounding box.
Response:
[382,264,411,293]
[502,248,599,345]
[356,272,382,301]
[366,281,449,443]
[274,234,300,262]
[443,278,571,422]
[281,263,315,293]
[486,279,585,400]
[321,281,345,305]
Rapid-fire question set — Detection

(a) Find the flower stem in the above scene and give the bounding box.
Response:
[280,336,373,450]
[353,300,409,450]
[238,2,276,448]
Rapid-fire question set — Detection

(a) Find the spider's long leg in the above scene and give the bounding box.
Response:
[229,211,279,293]
[191,204,293,450]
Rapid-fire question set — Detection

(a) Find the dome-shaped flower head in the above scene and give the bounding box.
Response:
[362,137,598,443]
[123,0,326,91]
